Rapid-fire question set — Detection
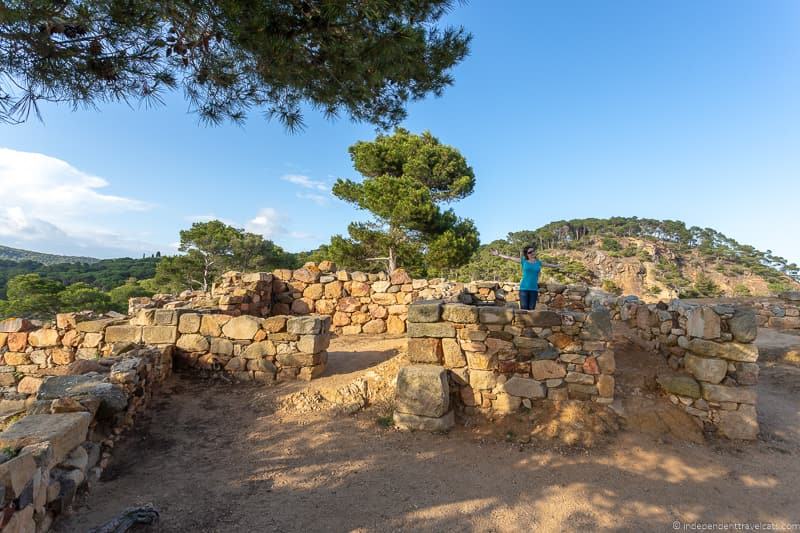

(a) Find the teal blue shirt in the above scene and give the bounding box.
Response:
[520,257,542,291]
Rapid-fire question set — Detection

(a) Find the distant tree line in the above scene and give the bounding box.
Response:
[0,221,301,319]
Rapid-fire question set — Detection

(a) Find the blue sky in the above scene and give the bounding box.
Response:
[1,0,798,265]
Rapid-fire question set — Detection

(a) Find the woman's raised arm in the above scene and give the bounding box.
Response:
[490,249,520,263]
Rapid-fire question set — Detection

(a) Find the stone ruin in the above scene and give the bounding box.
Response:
[0,263,774,531]
[395,292,761,441]
[395,299,615,431]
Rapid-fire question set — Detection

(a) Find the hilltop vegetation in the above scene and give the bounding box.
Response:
[2,216,797,318]
[0,245,98,265]
[455,217,799,300]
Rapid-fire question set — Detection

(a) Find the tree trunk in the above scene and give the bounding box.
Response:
[202,255,212,292]
[388,246,397,273]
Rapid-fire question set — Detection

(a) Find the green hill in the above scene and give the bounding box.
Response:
[0,244,99,265]
[455,217,800,300]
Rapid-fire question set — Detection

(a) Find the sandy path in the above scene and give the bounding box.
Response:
[55,333,800,532]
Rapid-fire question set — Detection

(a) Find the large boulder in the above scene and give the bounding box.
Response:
[717,405,758,440]
[700,383,757,404]
[441,304,479,324]
[407,322,455,338]
[287,316,326,335]
[684,353,727,384]
[687,339,758,362]
[0,412,91,464]
[686,307,721,339]
[407,301,443,323]
[582,310,612,340]
[37,374,128,417]
[176,334,210,353]
[222,316,262,340]
[394,365,449,418]
[478,306,514,325]
[728,309,757,343]
[657,375,701,398]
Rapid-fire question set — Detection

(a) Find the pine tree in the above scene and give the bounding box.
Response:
[0,1,470,129]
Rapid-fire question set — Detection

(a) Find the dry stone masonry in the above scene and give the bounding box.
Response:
[0,345,170,532]
[394,294,616,431]
[0,265,780,531]
[618,298,760,439]
[750,291,800,331]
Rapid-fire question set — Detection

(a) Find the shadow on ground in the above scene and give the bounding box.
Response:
[55,331,800,532]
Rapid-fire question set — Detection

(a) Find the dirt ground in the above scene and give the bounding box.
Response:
[56,331,800,532]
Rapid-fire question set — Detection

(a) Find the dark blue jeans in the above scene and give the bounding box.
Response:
[520,290,538,310]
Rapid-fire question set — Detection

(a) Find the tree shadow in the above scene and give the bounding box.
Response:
[56,371,799,533]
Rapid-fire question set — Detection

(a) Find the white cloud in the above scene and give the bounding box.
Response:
[0,147,156,256]
[280,174,328,191]
[246,208,287,239]
[296,192,329,206]
[245,208,316,243]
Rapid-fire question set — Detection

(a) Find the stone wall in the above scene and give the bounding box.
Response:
[127,263,617,338]
[170,312,330,382]
[0,345,170,532]
[394,299,615,430]
[0,310,331,413]
[618,298,759,439]
[129,271,273,317]
[750,292,800,330]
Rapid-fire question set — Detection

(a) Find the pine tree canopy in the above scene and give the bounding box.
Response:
[0,0,471,129]
[329,128,479,275]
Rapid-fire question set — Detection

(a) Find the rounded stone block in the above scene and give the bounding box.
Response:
[222,316,262,340]
[394,365,450,418]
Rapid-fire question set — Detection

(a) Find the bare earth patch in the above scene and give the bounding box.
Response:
[55,331,800,532]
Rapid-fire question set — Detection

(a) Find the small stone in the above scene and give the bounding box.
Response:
[531,360,566,380]
[17,376,43,395]
[469,369,498,390]
[597,375,614,397]
[502,377,545,399]
[362,319,387,334]
[565,372,594,385]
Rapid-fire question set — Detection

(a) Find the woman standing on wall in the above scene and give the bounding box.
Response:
[490,247,560,310]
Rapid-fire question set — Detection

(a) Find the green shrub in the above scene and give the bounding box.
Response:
[601,238,621,252]
[602,280,623,295]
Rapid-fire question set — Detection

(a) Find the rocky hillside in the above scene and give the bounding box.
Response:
[546,236,799,301]
[456,218,800,302]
